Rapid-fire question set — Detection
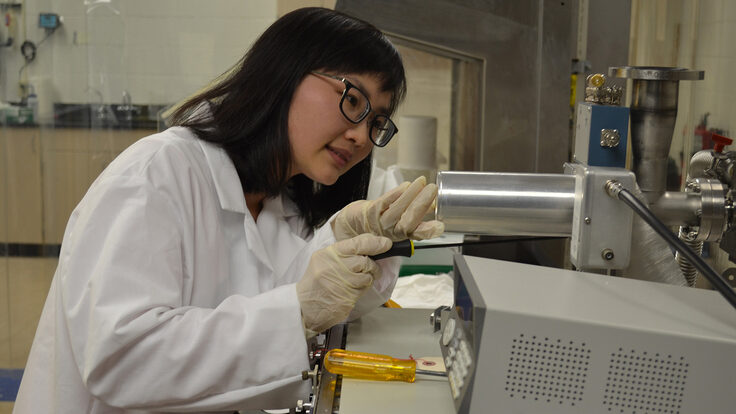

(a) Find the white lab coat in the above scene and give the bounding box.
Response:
[14,127,399,413]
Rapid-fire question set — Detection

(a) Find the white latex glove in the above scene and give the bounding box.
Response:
[332,176,445,242]
[296,233,392,337]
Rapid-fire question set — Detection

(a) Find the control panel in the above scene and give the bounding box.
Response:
[439,310,475,409]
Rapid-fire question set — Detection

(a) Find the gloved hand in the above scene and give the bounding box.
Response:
[332,176,445,242]
[296,233,392,337]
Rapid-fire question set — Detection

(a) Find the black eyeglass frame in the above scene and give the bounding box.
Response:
[311,71,398,147]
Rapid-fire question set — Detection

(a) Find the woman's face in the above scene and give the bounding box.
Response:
[288,71,392,185]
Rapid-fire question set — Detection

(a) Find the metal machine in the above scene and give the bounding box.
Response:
[440,255,736,414]
[431,67,736,413]
[301,254,736,414]
[438,67,736,286]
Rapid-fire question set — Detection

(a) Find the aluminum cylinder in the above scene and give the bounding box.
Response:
[435,171,575,236]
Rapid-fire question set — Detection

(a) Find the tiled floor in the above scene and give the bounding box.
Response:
[6,258,57,368]
[0,401,13,414]
[0,259,8,369]
[0,257,57,408]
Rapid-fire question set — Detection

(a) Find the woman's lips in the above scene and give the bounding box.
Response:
[327,146,351,168]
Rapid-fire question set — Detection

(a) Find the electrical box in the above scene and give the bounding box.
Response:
[566,163,635,270]
[39,13,61,30]
[574,102,629,168]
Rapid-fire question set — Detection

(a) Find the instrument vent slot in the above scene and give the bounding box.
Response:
[602,348,688,414]
[505,333,590,406]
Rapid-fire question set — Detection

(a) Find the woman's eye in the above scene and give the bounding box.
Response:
[344,94,359,108]
[371,117,387,130]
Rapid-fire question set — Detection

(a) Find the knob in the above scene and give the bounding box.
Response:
[430,305,451,332]
[712,133,733,153]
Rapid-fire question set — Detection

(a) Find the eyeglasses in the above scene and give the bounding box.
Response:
[311,71,398,147]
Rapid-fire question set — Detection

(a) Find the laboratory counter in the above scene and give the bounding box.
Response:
[335,307,455,413]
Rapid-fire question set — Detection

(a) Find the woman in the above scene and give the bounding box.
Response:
[14,7,443,413]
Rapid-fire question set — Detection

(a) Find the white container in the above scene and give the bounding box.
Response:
[398,115,438,183]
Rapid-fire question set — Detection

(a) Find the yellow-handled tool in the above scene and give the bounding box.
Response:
[323,349,446,383]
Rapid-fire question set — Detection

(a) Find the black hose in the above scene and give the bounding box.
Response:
[614,186,736,311]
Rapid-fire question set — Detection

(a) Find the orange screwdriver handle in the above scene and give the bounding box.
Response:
[323,349,417,383]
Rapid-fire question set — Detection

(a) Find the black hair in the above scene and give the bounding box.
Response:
[170,7,406,227]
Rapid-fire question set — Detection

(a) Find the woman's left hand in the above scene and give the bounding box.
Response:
[332,176,445,242]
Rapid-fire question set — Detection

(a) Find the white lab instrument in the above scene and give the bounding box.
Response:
[440,255,736,413]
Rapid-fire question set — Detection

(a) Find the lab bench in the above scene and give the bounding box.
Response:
[329,308,455,413]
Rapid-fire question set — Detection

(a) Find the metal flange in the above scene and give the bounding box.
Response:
[609,66,704,81]
[693,178,728,242]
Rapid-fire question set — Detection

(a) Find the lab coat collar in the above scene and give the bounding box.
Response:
[189,127,302,220]
[196,136,247,214]
[263,192,301,219]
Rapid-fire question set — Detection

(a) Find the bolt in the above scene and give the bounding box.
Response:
[602,249,614,261]
[600,129,620,147]
[584,217,591,224]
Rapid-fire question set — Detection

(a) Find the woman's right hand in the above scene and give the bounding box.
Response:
[296,233,392,337]
[331,176,445,242]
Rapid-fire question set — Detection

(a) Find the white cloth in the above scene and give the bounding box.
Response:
[14,127,399,413]
[366,162,404,200]
[390,273,454,309]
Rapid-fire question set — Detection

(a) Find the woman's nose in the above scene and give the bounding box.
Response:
[344,120,372,147]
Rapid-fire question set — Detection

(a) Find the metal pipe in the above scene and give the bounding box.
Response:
[629,78,679,203]
[609,66,704,204]
[435,171,575,236]
[649,191,701,226]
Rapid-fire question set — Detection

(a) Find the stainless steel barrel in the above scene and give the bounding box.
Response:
[609,66,704,204]
[435,171,575,236]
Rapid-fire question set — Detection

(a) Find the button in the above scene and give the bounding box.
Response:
[449,371,458,387]
[462,349,471,366]
[442,318,456,346]
[456,351,466,368]
[454,352,463,368]
[461,348,472,365]
[459,341,473,365]
[459,340,470,355]
[457,364,467,379]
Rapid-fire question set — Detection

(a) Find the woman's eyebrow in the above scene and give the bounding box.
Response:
[344,75,390,114]
[373,104,390,115]
[342,74,362,87]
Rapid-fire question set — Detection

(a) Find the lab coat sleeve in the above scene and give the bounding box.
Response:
[58,173,309,411]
